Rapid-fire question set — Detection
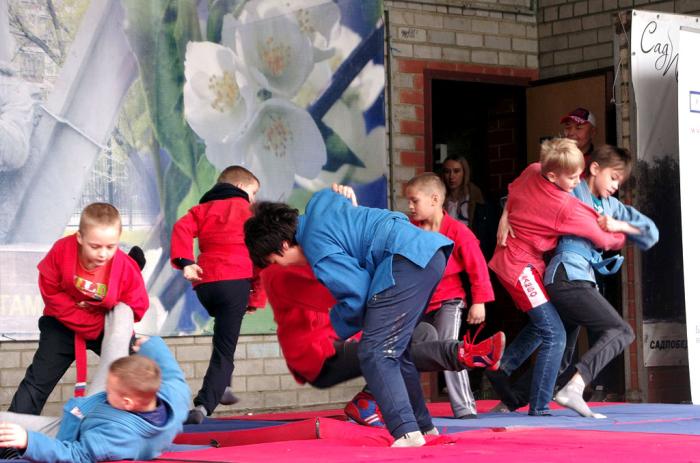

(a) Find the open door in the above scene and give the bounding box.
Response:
[525,73,611,162]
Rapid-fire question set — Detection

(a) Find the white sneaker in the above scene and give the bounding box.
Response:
[422,427,439,436]
[391,431,426,448]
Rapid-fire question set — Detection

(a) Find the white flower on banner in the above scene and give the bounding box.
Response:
[238,0,340,60]
[227,13,315,99]
[296,100,385,191]
[183,41,253,144]
[229,98,326,201]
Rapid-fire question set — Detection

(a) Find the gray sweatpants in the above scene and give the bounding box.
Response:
[423,299,476,417]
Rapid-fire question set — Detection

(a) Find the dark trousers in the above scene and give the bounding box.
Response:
[311,322,463,389]
[508,266,635,403]
[9,316,103,415]
[547,267,635,385]
[359,251,446,438]
[193,279,250,414]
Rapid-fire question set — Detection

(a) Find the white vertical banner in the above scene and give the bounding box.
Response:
[679,26,700,404]
[631,10,699,163]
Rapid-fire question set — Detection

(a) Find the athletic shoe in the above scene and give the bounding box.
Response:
[127,246,146,270]
[184,405,207,425]
[391,431,426,447]
[484,369,525,411]
[344,390,385,428]
[219,386,240,406]
[458,328,505,371]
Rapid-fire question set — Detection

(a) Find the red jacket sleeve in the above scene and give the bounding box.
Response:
[557,197,626,250]
[170,209,198,268]
[453,225,495,304]
[248,266,268,308]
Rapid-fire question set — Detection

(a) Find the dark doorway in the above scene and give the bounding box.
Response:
[427,75,529,402]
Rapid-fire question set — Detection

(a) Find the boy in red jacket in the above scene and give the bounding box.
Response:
[488,138,625,416]
[170,165,266,424]
[8,203,149,415]
[406,173,501,419]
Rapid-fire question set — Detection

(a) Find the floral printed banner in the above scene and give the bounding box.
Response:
[0,0,386,340]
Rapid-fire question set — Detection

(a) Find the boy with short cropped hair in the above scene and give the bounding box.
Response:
[9,203,149,416]
[488,138,626,416]
[405,173,502,418]
[0,336,189,462]
[170,165,266,424]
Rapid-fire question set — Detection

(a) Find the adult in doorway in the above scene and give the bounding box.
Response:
[441,155,485,230]
[561,107,597,161]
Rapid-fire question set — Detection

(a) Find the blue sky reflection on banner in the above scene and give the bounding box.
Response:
[0,0,386,340]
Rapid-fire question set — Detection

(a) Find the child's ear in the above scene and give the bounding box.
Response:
[544,171,557,183]
[122,396,136,411]
[589,161,600,176]
[76,231,83,245]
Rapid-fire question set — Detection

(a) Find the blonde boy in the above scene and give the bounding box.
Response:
[406,173,501,418]
[0,336,189,462]
[8,203,149,416]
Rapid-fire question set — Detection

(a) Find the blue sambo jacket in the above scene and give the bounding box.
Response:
[544,181,659,285]
[296,189,452,339]
[23,337,189,463]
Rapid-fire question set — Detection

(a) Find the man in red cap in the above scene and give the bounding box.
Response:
[561,107,597,161]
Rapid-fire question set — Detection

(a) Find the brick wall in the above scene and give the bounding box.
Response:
[538,0,700,79]
[385,0,539,209]
[0,335,364,417]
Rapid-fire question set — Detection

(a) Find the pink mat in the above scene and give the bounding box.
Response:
[154,426,700,463]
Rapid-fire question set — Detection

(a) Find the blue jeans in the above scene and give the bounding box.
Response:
[499,301,566,415]
[359,250,447,438]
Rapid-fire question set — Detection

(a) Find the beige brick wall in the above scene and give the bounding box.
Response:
[537,0,700,80]
[385,0,538,210]
[0,335,364,417]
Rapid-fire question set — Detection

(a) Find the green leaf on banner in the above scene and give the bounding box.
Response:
[162,162,192,235]
[320,121,365,172]
[122,0,212,195]
[206,0,245,43]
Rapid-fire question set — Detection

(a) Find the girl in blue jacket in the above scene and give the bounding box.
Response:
[545,145,658,418]
[244,185,454,447]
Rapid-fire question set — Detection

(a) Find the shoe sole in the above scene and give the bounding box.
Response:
[488,331,506,371]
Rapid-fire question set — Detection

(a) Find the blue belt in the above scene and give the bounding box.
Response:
[557,240,624,276]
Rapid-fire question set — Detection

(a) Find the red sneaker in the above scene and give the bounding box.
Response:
[459,330,506,371]
[344,390,385,428]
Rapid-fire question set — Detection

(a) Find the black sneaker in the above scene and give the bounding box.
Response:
[128,246,146,271]
[0,447,21,460]
[485,369,525,411]
[219,386,240,406]
[184,406,206,425]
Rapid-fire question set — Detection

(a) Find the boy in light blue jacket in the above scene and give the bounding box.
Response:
[0,336,189,462]
[545,145,658,418]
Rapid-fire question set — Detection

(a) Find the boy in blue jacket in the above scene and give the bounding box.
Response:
[0,337,189,462]
[244,185,494,447]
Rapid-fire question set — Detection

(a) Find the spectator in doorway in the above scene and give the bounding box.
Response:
[441,155,485,229]
[561,107,597,160]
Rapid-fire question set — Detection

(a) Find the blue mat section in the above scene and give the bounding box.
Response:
[183,418,291,433]
[431,403,700,436]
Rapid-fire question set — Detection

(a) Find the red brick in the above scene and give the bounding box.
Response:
[399,88,424,105]
[415,136,425,152]
[490,159,516,176]
[415,105,425,122]
[398,59,427,73]
[512,68,539,80]
[414,73,424,89]
[425,61,458,72]
[488,129,515,145]
[400,119,425,135]
[499,143,517,159]
[456,63,487,74]
[400,150,425,167]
